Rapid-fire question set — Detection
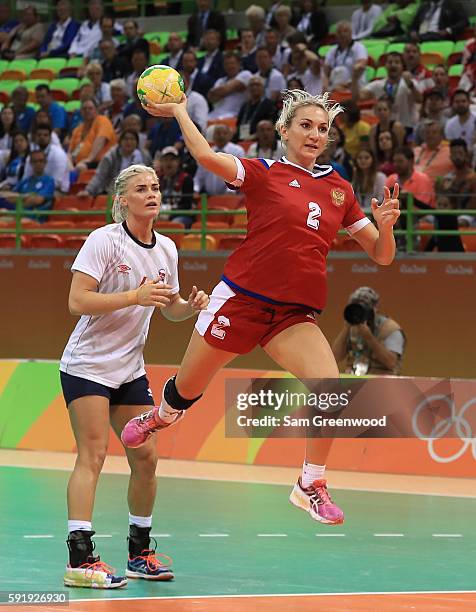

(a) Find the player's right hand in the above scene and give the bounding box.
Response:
[141,94,187,118]
[137,281,173,308]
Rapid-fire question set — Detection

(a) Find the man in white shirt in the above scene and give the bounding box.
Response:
[208,53,252,120]
[24,125,70,193]
[39,0,79,58]
[254,47,286,102]
[163,32,185,71]
[265,29,291,72]
[181,73,208,133]
[444,89,476,148]
[246,120,284,160]
[324,20,368,90]
[68,0,103,58]
[351,0,383,40]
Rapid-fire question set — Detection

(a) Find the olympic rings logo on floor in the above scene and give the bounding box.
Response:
[412,394,476,464]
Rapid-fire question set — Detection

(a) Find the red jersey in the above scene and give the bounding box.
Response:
[223,157,370,311]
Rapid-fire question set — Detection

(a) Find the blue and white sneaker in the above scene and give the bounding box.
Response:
[126,548,174,581]
[64,555,127,589]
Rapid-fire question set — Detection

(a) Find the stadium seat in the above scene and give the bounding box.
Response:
[63,235,88,250]
[0,234,19,248]
[50,77,81,97]
[77,169,96,184]
[420,52,444,68]
[231,208,247,227]
[42,220,75,229]
[29,69,55,80]
[366,66,375,81]
[26,234,63,249]
[0,80,21,100]
[155,221,185,248]
[329,90,352,103]
[416,221,434,251]
[113,0,138,12]
[420,41,454,59]
[361,113,379,126]
[375,66,388,79]
[55,195,93,211]
[207,194,244,210]
[181,234,217,251]
[36,58,67,73]
[191,221,231,239]
[448,64,464,76]
[460,231,476,252]
[217,236,246,250]
[92,195,110,209]
[317,44,332,57]
[0,69,26,81]
[64,100,81,113]
[237,140,255,152]
[207,117,237,132]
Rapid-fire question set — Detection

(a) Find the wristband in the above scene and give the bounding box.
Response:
[126,290,138,306]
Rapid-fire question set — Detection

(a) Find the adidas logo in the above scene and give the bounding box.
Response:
[289,179,301,188]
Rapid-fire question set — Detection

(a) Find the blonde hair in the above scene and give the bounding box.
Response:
[112,164,158,223]
[275,89,343,148]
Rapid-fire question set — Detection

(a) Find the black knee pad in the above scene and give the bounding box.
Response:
[163,376,202,411]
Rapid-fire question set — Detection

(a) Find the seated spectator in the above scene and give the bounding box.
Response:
[181,73,208,134]
[39,0,79,58]
[0,107,17,152]
[246,119,284,160]
[239,29,257,73]
[194,124,244,195]
[35,84,68,138]
[428,66,453,110]
[85,62,112,112]
[236,76,277,141]
[68,82,95,133]
[351,0,382,40]
[354,52,423,136]
[80,130,151,198]
[414,121,453,186]
[10,87,36,133]
[26,124,69,192]
[328,124,353,180]
[192,30,225,97]
[424,187,464,251]
[122,114,148,152]
[274,5,295,44]
[458,23,476,93]
[187,0,227,50]
[286,43,326,95]
[78,15,121,75]
[294,0,328,47]
[316,147,349,180]
[408,0,468,42]
[0,2,18,46]
[440,138,476,212]
[245,5,267,48]
[386,146,435,209]
[353,148,386,209]
[162,32,184,71]
[376,129,398,176]
[287,76,305,89]
[372,0,419,39]
[0,149,54,221]
[106,79,129,132]
[265,29,291,72]
[0,131,30,190]
[403,42,432,89]
[340,101,371,159]
[125,48,150,98]
[369,97,405,156]
[118,19,148,65]
[254,47,286,103]
[415,89,449,146]
[123,82,150,129]
[208,52,252,120]
[444,90,475,149]
[157,146,195,229]
[30,109,62,145]
[68,99,117,172]
[100,38,125,83]
[0,5,43,60]
[324,21,367,91]
[147,118,182,159]
[68,0,103,58]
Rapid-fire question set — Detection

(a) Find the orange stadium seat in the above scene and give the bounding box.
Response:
[231,209,247,228]
[460,231,476,252]
[416,221,434,251]
[63,235,88,250]
[55,195,93,210]
[26,234,63,249]
[217,236,246,250]
[181,234,217,251]
[78,169,96,184]
[93,195,110,209]
[0,234,18,248]
[207,194,244,210]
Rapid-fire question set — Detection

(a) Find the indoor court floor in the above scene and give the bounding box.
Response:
[1,450,475,611]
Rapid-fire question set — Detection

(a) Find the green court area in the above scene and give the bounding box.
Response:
[0,466,474,600]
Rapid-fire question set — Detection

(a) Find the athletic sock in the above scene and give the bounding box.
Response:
[68,520,92,533]
[158,398,181,423]
[128,513,152,528]
[301,461,326,488]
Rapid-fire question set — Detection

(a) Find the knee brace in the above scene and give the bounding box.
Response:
[163,376,202,411]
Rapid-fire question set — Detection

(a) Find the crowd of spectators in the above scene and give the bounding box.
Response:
[0,0,475,251]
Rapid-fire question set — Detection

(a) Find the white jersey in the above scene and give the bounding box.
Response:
[60,222,179,388]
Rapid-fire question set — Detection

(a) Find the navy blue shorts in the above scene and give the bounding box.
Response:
[60,372,155,407]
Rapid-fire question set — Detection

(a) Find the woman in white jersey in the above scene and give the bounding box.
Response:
[59,164,209,589]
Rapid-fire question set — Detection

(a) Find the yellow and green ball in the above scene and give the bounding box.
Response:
[137,65,185,105]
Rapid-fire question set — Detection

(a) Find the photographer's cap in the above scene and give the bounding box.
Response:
[349,286,379,307]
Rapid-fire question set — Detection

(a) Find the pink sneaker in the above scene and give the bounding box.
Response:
[289,478,344,525]
[121,407,184,448]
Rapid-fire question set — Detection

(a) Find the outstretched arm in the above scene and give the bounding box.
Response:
[143,96,238,183]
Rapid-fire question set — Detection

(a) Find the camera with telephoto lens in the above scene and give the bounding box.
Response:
[343,301,374,326]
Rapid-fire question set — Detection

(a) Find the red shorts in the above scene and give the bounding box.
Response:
[195,281,318,354]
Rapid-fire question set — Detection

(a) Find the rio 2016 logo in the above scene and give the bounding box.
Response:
[412,394,476,464]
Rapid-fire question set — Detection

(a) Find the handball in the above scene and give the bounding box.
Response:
[136,65,185,105]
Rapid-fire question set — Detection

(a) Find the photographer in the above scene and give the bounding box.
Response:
[332,287,406,375]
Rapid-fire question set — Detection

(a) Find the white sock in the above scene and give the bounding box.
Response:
[68,520,92,533]
[301,462,326,488]
[129,513,152,528]
[158,397,181,423]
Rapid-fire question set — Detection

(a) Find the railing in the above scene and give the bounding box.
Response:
[1,193,475,252]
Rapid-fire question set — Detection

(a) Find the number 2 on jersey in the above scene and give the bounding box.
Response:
[307,201,322,230]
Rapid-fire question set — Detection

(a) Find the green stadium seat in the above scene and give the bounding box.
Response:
[448,64,464,76]
[64,100,81,112]
[23,78,49,91]
[469,16,476,25]
[318,44,332,57]
[196,50,206,59]
[66,57,84,68]
[227,28,238,39]
[7,58,37,75]
[36,58,67,73]
[0,80,21,98]
[50,78,81,95]
[453,40,467,54]
[150,53,168,64]
[0,59,8,73]
[329,23,337,34]
[366,66,375,81]
[365,42,388,62]
[375,66,388,79]
[386,43,405,54]
[420,41,454,58]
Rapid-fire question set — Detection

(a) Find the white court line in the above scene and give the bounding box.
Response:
[150,533,171,537]
[373,533,404,537]
[94,534,112,538]
[23,534,54,539]
[316,533,346,537]
[432,533,463,538]
[198,534,229,537]
[257,533,288,537]
[74,589,476,603]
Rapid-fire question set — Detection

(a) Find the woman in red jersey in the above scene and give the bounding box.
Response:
[122,90,400,525]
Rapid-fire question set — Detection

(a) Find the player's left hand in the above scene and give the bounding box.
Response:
[371,184,400,231]
[141,94,187,118]
[188,285,209,312]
